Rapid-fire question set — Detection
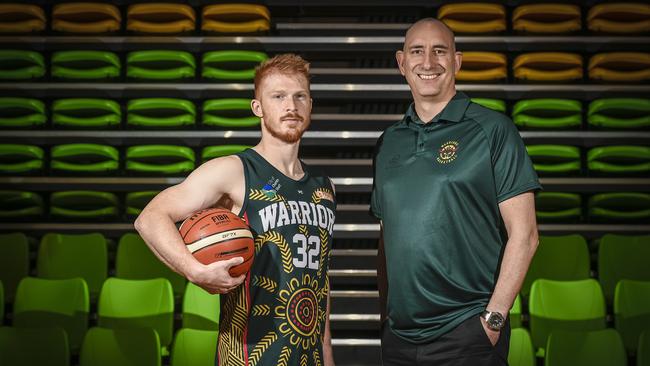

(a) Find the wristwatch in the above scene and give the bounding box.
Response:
[481,310,506,331]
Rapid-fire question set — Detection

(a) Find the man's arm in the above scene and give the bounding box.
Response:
[323,279,335,366]
[377,223,388,324]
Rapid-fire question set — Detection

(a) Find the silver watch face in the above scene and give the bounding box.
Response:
[487,312,505,330]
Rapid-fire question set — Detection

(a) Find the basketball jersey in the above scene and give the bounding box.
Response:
[217,148,336,366]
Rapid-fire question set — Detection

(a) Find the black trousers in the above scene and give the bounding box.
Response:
[381,315,511,366]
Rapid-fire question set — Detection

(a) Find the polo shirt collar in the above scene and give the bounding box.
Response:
[403,91,471,125]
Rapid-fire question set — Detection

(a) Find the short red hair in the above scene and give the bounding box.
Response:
[254,54,311,98]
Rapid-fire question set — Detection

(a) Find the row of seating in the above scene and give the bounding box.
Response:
[0,3,270,34]
[535,192,650,221]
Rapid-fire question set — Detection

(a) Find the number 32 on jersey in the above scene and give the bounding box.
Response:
[292,233,320,270]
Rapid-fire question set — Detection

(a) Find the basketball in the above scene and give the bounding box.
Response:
[179,208,254,277]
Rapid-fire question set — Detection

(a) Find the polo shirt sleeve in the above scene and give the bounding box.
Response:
[370,134,384,219]
[491,118,542,203]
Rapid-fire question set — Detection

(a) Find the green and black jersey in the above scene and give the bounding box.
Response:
[217,148,336,366]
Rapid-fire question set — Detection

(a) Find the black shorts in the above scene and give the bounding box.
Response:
[381,315,511,366]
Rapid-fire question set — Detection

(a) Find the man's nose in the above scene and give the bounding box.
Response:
[422,51,433,69]
[285,97,298,112]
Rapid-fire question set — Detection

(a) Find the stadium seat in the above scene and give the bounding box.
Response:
[127,98,196,127]
[37,233,108,301]
[0,97,46,128]
[0,50,44,79]
[599,234,650,305]
[201,4,271,33]
[456,52,507,81]
[0,232,29,303]
[588,98,650,129]
[514,52,583,81]
[52,98,121,128]
[202,99,260,128]
[126,145,195,175]
[0,4,46,33]
[521,234,590,299]
[80,327,161,366]
[529,279,607,354]
[526,145,581,174]
[50,190,119,219]
[126,191,158,216]
[589,52,650,82]
[127,50,196,80]
[98,277,174,352]
[202,51,268,80]
[588,145,650,174]
[0,190,43,218]
[513,4,581,34]
[512,99,582,129]
[171,328,219,366]
[0,281,3,324]
[182,282,220,331]
[116,233,186,298]
[52,2,121,33]
[535,192,581,221]
[615,280,650,355]
[588,3,650,34]
[510,294,522,329]
[127,3,195,34]
[545,329,627,366]
[202,145,251,163]
[13,277,89,352]
[588,193,650,221]
[508,328,535,366]
[0,144,44,174]
[639,331,650,366]
[471,98,506,113]
[437,3,506,34]
[51,143,119,173]
[0,326,69,366]
[51,50,120,79]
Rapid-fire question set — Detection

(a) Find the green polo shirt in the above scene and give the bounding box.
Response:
[371,91,541,344]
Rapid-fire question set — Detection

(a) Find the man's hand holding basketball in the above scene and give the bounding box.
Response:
[188,256,246,294]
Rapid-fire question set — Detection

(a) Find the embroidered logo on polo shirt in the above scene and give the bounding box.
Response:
[436,140,459,164]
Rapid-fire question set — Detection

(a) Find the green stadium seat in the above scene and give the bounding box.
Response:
[0,326,69,366]
[50,190,119,219]
[201,4,271,33]
[512,99,582,129]
[526,145,581,174]
[126,191,159,216]
[127,98,196,127]
[127,3,195,34]
[437,3,506,34]
[0,4,46,33]
[13,277,89,352]
[456,52,507,81]
[52,3,121,34]
[535,192,582,221]
[529,279,607,355]
[51,50,120,79]
[514,52,583,81]
[202,50,268,80]
[589,52,650,82]
[182,282,219,331]
[588,98,650,129]
[513,4,581,34]
[202,99,260,128]
[126,145,195,175]
[0,50,44,79]
[588,3,650,34]
[510,294,522,329]
[98,278,174,353]
[171,328,218,366]
[615,280,650,355]
[202,145,251,162]
[599,234,650,305]
[545,329,627,366]
[80,327,161,366]
[0,190,43,218]
[508,328,535,366]
[639,331,650,366]
[52,98,121,128]
[0,281,3,325]
[521,234,590,299]
[127,50,196,80]
[116,233,186,299]
[471,98,506,113]
[37,232,108,301]
[51,143,119,173]
[0,97,46,128]
[0,144,44,174]
[588,145,650,174]
[0,233,29,304]
[589,192,650,221]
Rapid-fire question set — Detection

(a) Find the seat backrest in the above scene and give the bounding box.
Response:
[599,234,650,304]
[0,326,69,366]
[639,330,650,366]
[544,329,627,366]
[80,327,161,366]
[614,279,650,354]
[508,328,535,366]
[0,232,29,303]
[0,281,3,325]
[171,328,219,366]
[182,282,220,331]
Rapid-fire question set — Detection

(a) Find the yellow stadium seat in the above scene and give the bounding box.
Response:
[437,3,506,33]
[52,3,121,33]
[0,4,45,33]
[589,52,650,82]
[127,3,195,34]
[588,3,650,34]
[202,4,270,33]
[514,52,583,81]
[513,4,581,34]
[457,52,507,81]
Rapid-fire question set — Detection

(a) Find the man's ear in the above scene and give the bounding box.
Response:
[251,99,263,118]
[454,51,463,76]
[396,50,406,76]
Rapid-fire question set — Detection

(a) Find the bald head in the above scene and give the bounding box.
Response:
[403,18,456,52]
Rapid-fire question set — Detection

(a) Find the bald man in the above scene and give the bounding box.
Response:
[370,18,541,365]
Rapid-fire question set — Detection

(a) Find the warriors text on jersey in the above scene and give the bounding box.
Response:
[217,148,336,366]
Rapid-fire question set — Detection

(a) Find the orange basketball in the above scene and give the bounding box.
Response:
[179,208,254,277]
